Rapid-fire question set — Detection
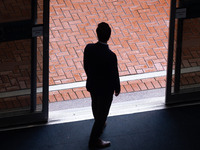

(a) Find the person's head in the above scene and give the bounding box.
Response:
[96,22,111,43]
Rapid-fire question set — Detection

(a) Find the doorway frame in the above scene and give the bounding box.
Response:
[0,0,49,128]
[166,0,200,105]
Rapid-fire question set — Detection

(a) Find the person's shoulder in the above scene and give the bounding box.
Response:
[108,50,118,62]
[108,49,117,58]
[85,43,96,49]
[84,43,95,53]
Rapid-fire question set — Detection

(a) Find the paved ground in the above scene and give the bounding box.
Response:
[49,88,165,111]
[1,0,199,111]
[49,75,166,102]
[47,0,200,103]
[48,0,170,102]
[49,0,170,86]
[48,88,166,125]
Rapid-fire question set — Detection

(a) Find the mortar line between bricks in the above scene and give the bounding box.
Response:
[1,66,199,99]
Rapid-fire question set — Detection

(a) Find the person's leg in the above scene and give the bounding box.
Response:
[91,93,99,121]
[89,92,113,144]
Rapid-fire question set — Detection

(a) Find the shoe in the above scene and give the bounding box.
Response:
[89,139,111,149]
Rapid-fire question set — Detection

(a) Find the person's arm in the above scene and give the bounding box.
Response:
[83,45,90,77]
[113,55,120,96]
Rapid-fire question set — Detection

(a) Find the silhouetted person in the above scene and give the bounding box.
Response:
[83,22,120,149]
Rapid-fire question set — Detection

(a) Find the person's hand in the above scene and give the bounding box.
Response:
[115,92,119,97]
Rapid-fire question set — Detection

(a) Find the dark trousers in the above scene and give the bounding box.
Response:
[89,92,113,142]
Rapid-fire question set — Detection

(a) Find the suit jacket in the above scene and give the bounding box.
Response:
[83,42,120,95]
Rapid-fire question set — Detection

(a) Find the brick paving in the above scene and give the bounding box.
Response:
[49,76,166,102]
[47,0,172,103]
[0,0,31,23]
[49,0,170,85]
[1,0,200,110]
[48,0,199,102]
